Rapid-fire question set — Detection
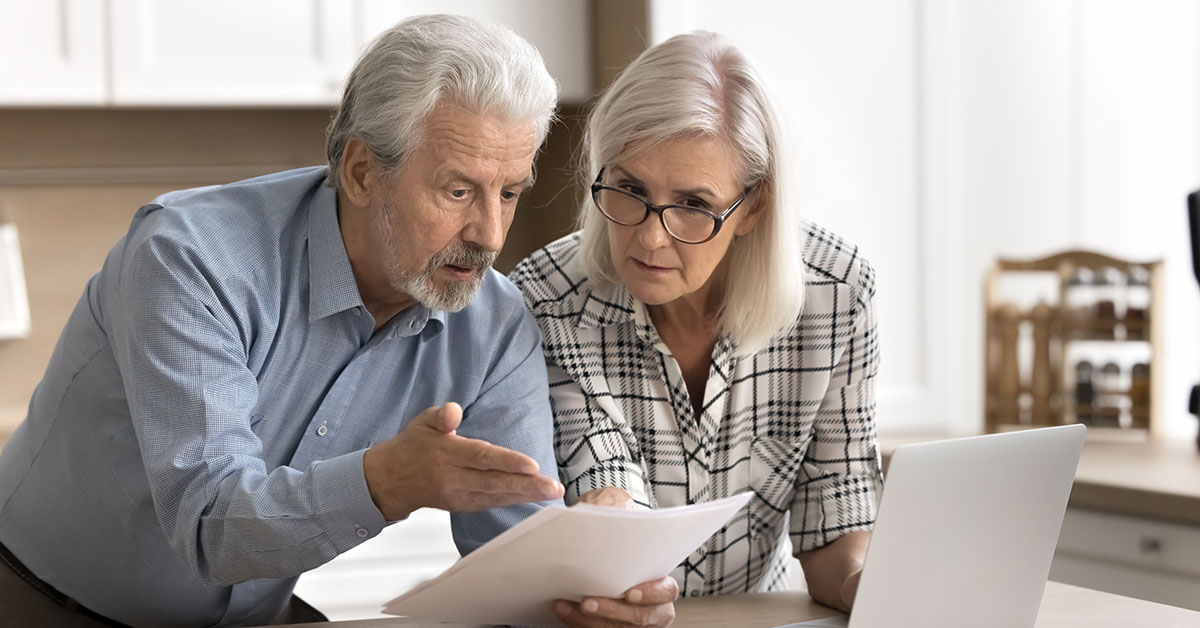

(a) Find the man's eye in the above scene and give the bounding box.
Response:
[501,190,520,201]
[450,189,469,199]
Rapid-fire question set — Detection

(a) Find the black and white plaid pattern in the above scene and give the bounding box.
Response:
[509,224,883,596]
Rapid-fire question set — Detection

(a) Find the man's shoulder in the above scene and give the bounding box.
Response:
[127,167,328,273]
[508,232,593,318]
[148,166,327,229]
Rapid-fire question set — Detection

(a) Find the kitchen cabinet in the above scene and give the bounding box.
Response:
[108,0,355,106]
[0,0,106,105]
[1050,508,1200,611]
[0,0,590,107]
[357,0,591,103]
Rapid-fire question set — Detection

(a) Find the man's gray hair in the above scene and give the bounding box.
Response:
[326,14,558,187]
[578,31,805,354]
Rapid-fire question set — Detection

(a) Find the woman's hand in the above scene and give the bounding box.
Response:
[575,486,640,510]
[553,577,679,628]
[556,486,675,627]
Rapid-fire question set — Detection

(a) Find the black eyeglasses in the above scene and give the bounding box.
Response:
[590,168,754,244]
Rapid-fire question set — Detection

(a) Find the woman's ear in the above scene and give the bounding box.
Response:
[733,185,769,237]
[338,138,378,208]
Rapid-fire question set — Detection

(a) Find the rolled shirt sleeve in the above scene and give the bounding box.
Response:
[790,261,884,554]
[546,364,652,508]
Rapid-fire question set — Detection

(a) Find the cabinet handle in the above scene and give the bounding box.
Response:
[1138,536,1163,554]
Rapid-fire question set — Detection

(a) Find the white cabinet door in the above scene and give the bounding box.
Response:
[0,0,106,104]
[108,0,354,106]
[1051,508,1200,611]
[357,0,591,102]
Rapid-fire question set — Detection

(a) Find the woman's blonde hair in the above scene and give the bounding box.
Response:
[577,31,804,353]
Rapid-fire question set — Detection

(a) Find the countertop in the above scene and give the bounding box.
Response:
[879,432,1200,525]
[264,582,1200,627]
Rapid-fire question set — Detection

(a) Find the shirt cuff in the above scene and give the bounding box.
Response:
[566,460,652,508]
[309,449,387,553]
[789,473,882,553]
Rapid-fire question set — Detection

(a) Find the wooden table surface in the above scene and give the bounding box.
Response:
[269,582,1200,628]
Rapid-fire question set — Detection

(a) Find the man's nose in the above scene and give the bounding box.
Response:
[462,196,507,253]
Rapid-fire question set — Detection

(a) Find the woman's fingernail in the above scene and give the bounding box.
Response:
[627,588,643,603]
[582,598,599,614]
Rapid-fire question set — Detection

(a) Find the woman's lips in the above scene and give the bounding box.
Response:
[632,258,672,273]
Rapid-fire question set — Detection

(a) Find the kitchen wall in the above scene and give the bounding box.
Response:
[650,0,1200,439]
[0,105,585,445]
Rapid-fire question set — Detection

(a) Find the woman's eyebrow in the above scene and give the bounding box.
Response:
[611,165,717,198]
[610,165,644,184]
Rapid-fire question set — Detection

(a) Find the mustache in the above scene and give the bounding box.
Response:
[427,244,497,273]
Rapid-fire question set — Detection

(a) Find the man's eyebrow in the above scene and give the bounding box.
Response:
[445,169,534,191]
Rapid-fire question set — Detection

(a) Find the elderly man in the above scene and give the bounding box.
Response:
[0,15,676,628]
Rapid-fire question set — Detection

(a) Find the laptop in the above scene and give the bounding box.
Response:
[792,424,1086,628]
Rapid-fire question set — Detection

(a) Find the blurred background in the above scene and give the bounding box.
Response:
[0,0,1197,619]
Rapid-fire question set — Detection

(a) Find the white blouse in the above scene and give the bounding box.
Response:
[510,224,883,596]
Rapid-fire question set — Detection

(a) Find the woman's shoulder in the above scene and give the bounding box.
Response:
[508,231,594,318]
[799,220,876,302]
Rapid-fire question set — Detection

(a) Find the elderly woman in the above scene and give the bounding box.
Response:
[511,31,884,623]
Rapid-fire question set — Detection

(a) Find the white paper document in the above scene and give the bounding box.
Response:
[382,492,753,628]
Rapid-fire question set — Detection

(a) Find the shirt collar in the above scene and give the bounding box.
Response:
[384,305,447,339]
[580,278,739,364]
[307,178,366,322]
[577,280,637,329]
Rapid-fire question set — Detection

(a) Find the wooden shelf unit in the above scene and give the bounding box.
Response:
[984,250,1164,438]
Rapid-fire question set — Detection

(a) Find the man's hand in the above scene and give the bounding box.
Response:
[576,486,640,510]
[553,577,678,628]
[363,402,564,520]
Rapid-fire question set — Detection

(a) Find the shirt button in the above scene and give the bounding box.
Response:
[316,423,328,436]
[353,307,362,316]
[355,526,369,539]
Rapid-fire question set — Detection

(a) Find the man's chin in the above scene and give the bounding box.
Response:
[420,277,484,312]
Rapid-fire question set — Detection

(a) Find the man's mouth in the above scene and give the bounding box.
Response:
[442,264,479,278]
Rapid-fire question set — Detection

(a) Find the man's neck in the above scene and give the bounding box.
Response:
[335,189,416,332]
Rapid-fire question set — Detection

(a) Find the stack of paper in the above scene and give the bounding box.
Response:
[383,492,752,628]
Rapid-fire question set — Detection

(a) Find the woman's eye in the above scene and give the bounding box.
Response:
[620,184,647,197]
[682,198,709,210]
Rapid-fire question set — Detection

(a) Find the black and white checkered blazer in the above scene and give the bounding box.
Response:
[509,224,883,596]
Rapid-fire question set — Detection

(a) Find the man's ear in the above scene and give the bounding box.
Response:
[339,138,378,208]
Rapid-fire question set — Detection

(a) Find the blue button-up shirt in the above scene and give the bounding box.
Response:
[0,167,561,627]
